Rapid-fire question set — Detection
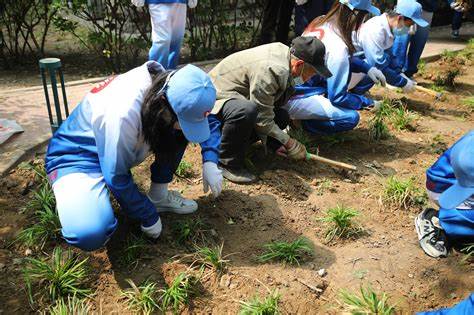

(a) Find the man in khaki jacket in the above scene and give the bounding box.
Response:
[209,36,331,183]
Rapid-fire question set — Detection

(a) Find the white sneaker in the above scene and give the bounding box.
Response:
[148,190,198,214]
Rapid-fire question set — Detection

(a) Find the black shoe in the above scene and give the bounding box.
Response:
[415,208,448,258]
[219,166,257,184]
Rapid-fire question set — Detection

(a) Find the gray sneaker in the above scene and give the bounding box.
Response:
[220,166,257,184]
[415,208,448,258]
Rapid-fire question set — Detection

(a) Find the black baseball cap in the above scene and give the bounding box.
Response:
[290,36,332,79]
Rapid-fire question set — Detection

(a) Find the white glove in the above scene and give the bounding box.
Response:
[188,0,198,8]
[451,2,465,12]
[202,161,223,198]
[402,77,416,93]
[373,100,383,111]
[141,218,162,239]
[296,0,308,5]
[367,67,386,87]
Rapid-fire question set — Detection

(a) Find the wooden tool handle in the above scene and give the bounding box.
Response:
[306,153,357,171]
[415,85,441,97]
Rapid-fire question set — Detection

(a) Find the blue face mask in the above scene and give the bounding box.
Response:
[293,63,305,86]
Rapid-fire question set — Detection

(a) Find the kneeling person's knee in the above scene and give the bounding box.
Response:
[62,218,117,251]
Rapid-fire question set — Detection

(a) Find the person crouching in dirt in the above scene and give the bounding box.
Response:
[282,0,383,136]
[208,36,332,184]
[415,130,474,258]
[348,0,429,95]
[45,62,223,251]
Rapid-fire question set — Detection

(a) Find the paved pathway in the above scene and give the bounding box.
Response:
[0,23,473,176]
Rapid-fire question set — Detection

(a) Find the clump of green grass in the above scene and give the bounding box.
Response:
[389,106,417,131]
[320,205,364,243]
[417,60,426,75]
[368,113,391,141]
[462,96,474,112]
[258,237,313,265]
[120,234,148,267]
[47,295,92,315]
[429,84,446,93]
[239,290,280,315]
[121,279,159,315]
[441,49,458,62]
[172,218,210,245]
[382,176,427,210]
[461,243,474,263]
[192,243,229,274]
[175,160,193,178]
[23,247,90,304]
[158,272,199,313]
[339,286,396,315]
[433,68,461,87]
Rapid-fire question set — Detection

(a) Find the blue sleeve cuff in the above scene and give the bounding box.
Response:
[141,211,160,227]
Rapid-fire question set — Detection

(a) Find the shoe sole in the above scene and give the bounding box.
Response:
[156,206,198,215]
[414,215,447,258]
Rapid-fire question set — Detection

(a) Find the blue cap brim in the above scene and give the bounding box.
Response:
[178,117,210,144]
[439,184,474,209]
[368,5,381,16]
[412,17,429,28]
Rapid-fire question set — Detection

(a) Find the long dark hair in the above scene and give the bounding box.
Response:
[304,1,368,54]
[141,70,187,163]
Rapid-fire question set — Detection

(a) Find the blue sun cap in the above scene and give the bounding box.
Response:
[166,64,216,143]
[396,0,429,27]
[339,0,381,16]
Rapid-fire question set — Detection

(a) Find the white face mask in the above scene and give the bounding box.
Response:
[293,63,305,86]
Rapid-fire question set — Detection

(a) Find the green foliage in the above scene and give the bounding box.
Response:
[175,160,194,178]
[433,68,461,87]
[383,176,427,210]
[368,113,391,141]
[417,60,426,75]
[339,286,396,315]
[288,127,315,151]
[120,234,148,267]
[258,237,313,265]
[320,205,364,243]
[159,272,199,313]
[430,134,448,154]
[47,295,92,315]
[429,84,446,93]
[193,243,229,274]
[441,49,458,61]
[462,97,474,112]
[121,279,159,315]
[23,247,90,305]
[461,243,474,263]
[172,218,210,245]
[389,106,417,131]
[239,290,280,315]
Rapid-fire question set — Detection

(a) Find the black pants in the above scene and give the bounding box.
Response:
[259,0,295,45]
[217,99,289,169]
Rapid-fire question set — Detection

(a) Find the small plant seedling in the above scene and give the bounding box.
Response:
[120,233,148,267]
[433,68,461,87]
[288,126,315,150]
[121,279,159,315]
[158,272,199,313]
[441,49,458,62]
[22,183,56,214]
[430,134,448,154]
[172,218,210,245]
[239,290,280,315]
[320,205,364,243]
[389,106,417,131]
[315,178,333,196]
[368,113,390,141]
[47,295,92,315]
[417,60,426,75]
[16,200,61,249]
[175,160,193,178]
[429,84,446,93]
[23,247,90,304]
[339,286,396,315]
[382,176,427,210]
[462,97,474,112]
[461,243,474,263]
[192,243,229,274]
[258,237,313,265]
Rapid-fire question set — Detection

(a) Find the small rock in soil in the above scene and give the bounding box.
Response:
[24,249,32,256]
[0,263,5,270]
[317,268,327,277]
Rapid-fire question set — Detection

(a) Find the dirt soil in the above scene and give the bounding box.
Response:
[0,55,473,314]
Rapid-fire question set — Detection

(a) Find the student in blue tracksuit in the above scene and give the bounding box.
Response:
[349,0,429,95]
[415,130,474,258]
[391,0,437,78]
[283,0,383,135]
[45,62,223,251]
[146,0,197,69]
[449,0,468,38]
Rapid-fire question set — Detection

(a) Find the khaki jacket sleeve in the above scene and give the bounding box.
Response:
[249,64,290,145]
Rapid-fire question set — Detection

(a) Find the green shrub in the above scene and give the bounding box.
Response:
[383,176,427,210]
[340,285,396,315]
[239,290,280,315]
[320,205,364,243]
[159,272,199,313]
[258,237,313,265]
[121,279,159,315]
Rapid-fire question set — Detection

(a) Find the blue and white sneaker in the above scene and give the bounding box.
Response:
[415,208,448,258]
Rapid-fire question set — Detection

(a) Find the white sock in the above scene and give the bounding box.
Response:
[149,182,168,201]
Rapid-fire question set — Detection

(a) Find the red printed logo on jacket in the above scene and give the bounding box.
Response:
[90,76,117,94]
[303,28,325,40]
